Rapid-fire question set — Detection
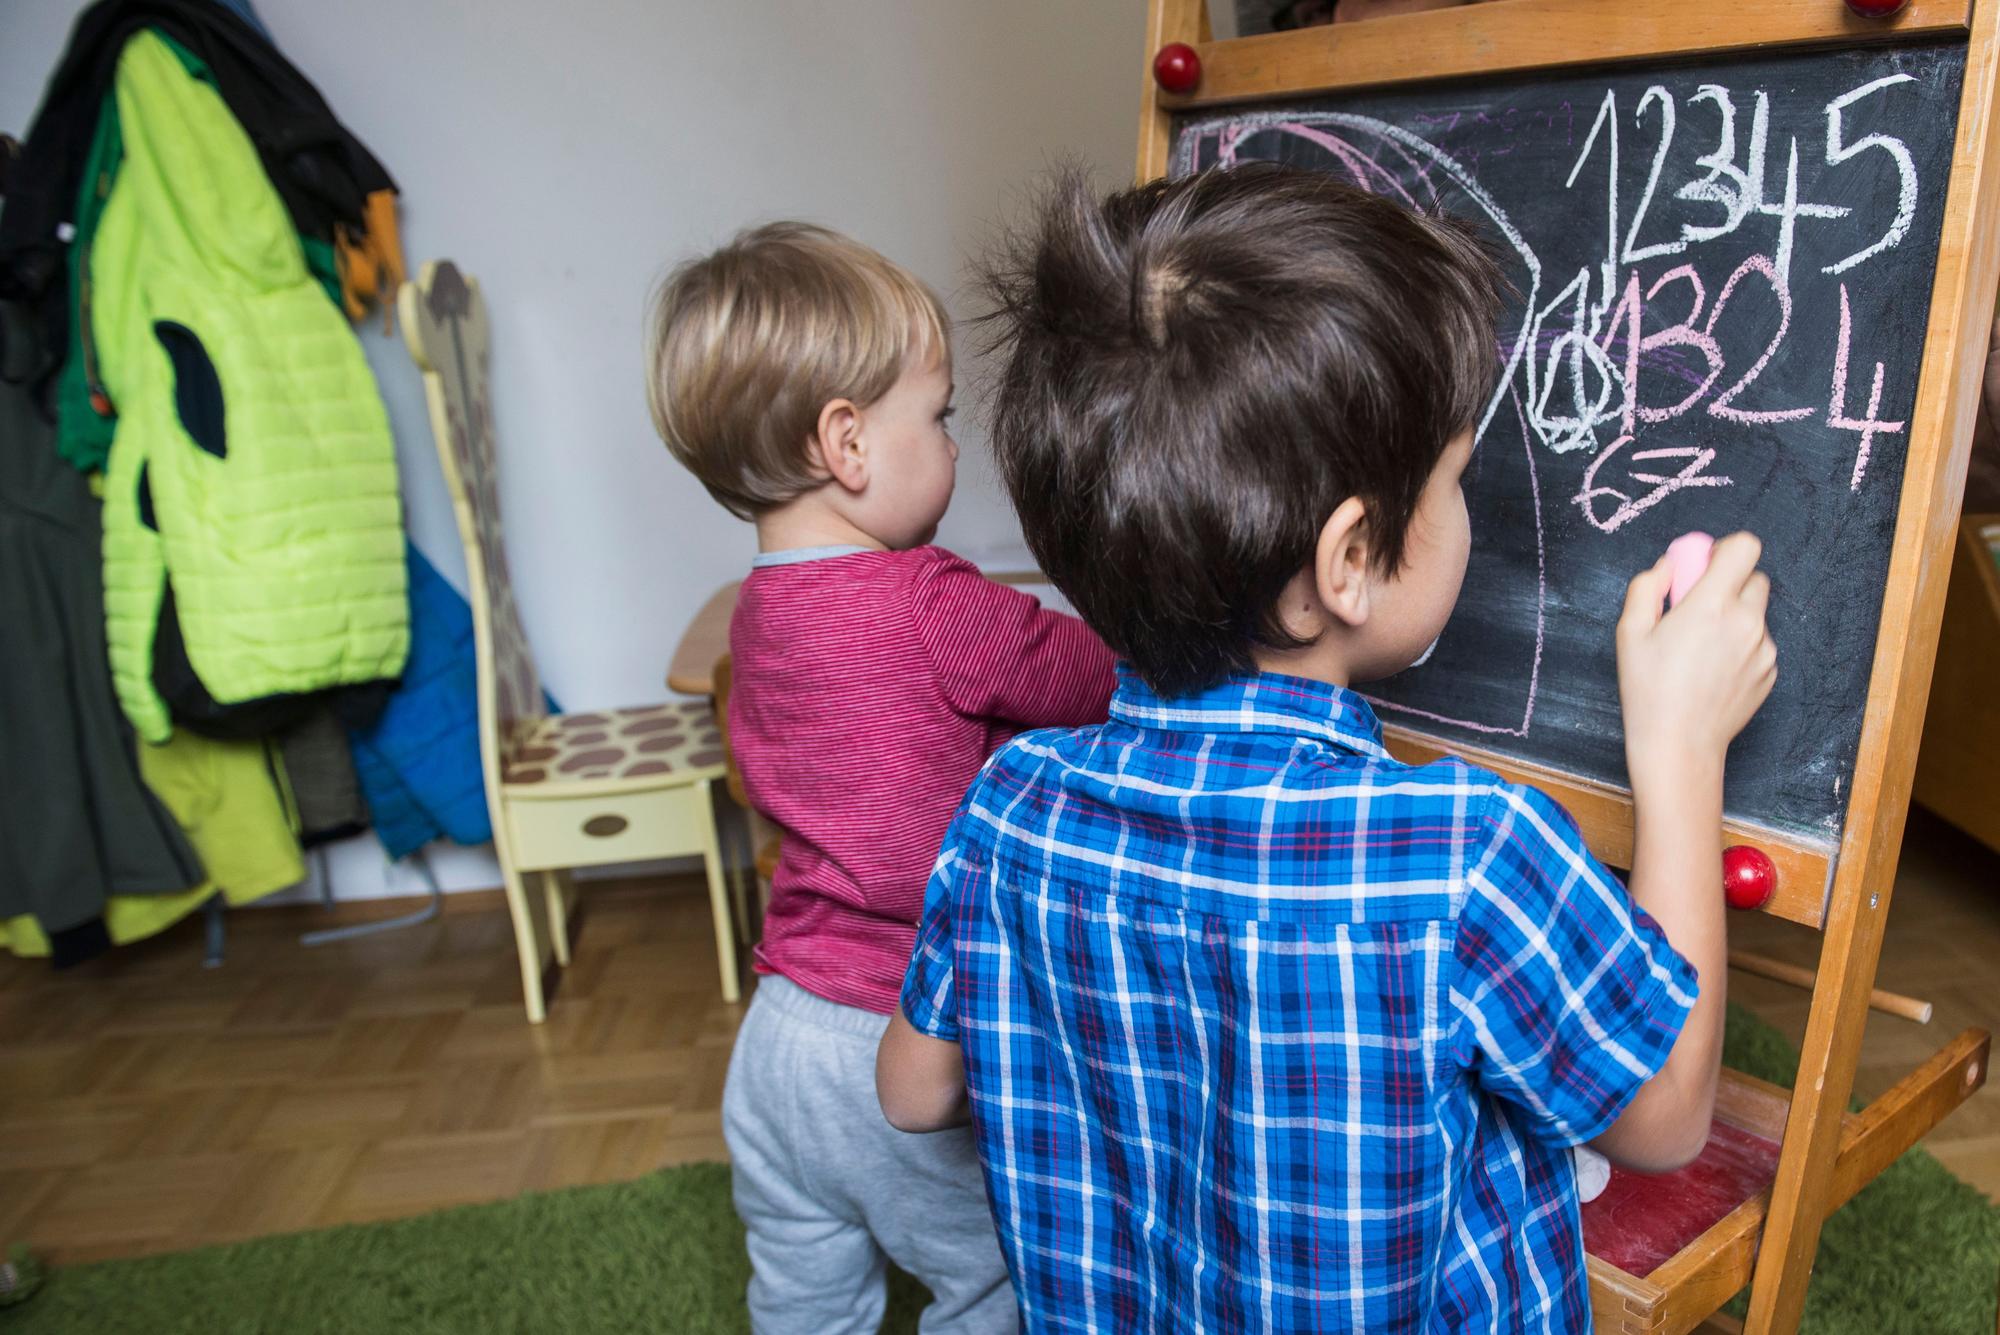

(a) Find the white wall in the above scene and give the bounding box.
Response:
[2,0,1147,900]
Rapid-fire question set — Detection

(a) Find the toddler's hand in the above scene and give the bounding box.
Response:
[1616,531,1777,792]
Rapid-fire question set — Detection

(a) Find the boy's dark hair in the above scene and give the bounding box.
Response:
[980,164,1505,697]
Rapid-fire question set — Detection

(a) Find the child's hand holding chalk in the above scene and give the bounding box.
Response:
[1616,531,1777,782]
[1665,531,1715,609]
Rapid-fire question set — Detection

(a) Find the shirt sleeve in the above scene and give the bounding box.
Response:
[908,550,1116,729]
[899,812,982,1041]
[1449,780,1700,1146]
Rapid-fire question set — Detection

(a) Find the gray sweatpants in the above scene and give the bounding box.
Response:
[722,973,1017,1335]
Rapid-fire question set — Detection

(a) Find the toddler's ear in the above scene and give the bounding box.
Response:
[1313,497,1374,630]
[811,397,867,492]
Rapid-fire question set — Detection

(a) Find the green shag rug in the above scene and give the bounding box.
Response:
[3,1006,1993,1333]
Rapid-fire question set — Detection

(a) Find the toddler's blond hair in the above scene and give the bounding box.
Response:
[647,222,950,519]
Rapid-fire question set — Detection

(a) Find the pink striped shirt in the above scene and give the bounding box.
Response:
[728,545,1115,1015]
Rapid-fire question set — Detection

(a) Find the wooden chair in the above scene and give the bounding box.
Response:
[710,654,779,927]
[399,259,740,1022]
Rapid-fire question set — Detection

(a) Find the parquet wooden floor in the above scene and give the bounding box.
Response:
[2,809,1996,1267]
[0,878,747,1265]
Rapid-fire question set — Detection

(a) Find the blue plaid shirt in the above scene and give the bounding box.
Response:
[902,668,1696,1334]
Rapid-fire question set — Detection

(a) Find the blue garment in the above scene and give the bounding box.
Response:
[345,544,491,860]
[207,0,270,38]
[902,667,1697,1334]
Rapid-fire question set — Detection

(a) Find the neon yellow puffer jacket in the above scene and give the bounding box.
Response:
[96,31,406,744]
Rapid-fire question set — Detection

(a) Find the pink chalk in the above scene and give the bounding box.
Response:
[1666,531,1714,608]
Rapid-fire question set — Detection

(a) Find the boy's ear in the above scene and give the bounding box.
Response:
[811,398,867,493]
[1313,496,1373,629]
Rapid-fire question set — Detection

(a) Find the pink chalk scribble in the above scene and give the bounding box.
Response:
[1635,264,1724,424]
[1575,436,1732,534]
[1828,283,1907,491]
[1706,254,1817,425]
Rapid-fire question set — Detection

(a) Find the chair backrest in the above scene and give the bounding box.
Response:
[398,261,547,808]
[710,653,752,810]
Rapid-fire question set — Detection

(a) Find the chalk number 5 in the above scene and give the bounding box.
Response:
[1822,74,1918,275]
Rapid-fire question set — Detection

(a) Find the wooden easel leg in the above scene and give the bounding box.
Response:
[1742,880,1896,1332]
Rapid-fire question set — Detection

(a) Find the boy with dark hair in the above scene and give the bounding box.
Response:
[877,165,1775,1332]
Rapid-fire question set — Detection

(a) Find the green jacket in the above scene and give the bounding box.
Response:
[56,32,342,474]
[96,31,407,743]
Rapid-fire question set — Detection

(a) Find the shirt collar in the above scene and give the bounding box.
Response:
[750,544,873,569]
[1108,664,1391,760]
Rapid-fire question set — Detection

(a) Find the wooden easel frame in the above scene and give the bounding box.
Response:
[1136,2,1997,1331]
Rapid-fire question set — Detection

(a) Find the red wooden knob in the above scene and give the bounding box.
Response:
[1153,42,1202,95]
[1844,0,1909,15]
[1723,845,1778,911]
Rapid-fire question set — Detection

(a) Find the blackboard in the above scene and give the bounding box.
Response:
[1173,40,1967,844]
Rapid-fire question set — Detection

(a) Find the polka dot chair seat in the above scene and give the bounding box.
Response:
[402,260,744,1023]
[502,702,728,790]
